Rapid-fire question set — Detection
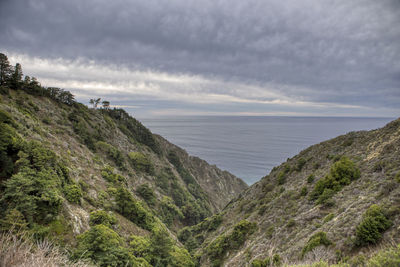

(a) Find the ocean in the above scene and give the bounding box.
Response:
[140,116,394,185]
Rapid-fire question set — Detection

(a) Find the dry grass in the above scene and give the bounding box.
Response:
[0,231,91,267]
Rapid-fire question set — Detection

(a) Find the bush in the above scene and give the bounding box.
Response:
[307,174,315,183]
[63,183,82,204]
[296,158,307,171]
[355,204,391,246]
[160,196,183,226]
[96,141,124,167]
[277,171,286,185]
[207,220,257,266]
[310,156,360,203]
[128,152,154,174]
[300,186,308,197]
[136,184,156,206]
[302,232,332,258]
[101,165,125,184]
[74,224,148,267]
[89,210,117,228]
[114,186,154,231]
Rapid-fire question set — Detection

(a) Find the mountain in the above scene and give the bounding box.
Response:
[0,53,247,266]
[180,118,400,266]
[1,52,399,267]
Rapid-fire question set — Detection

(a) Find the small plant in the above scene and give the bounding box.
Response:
[128,152,154,174]
[136,184,156,206]
[307,174,315,183]
[302,231,332,257]
[63,183,82,204]
[300,186,308,197]
[287,219,296,228]
[89,210,117,227]
[310,156,360,204]
[355,204,391,246]
[277,171,286,185]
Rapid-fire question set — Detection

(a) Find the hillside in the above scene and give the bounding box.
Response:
[180,118,400,266]
[0,53,247,266]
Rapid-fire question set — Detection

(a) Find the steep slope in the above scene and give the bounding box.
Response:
[181,118,400,266]
[0,57,247,266]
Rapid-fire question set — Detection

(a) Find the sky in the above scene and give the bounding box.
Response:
[0,0,399,118]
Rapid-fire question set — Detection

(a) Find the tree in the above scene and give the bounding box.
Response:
[89,98,102,109]
[10,63,23,89]
[0,53,12,86]
[102,100,110,109]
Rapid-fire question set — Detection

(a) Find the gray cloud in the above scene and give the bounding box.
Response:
[0,0,399,114]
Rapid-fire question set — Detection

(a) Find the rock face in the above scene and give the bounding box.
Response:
[156,135,248,212]
[188,118,400,266]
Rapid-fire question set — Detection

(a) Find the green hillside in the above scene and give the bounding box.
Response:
[0,53,247,266]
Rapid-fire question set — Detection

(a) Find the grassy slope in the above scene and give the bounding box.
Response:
[189,118,400,266]
[0,87,247,265]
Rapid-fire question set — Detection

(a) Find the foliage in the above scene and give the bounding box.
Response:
[207,220,257,266]
[136,184,156,206]
[307,174,315,183]
[0,209,28,232]
[310,156,360,203]
[74,224,149,267]
[355,205,391,246]
[0,112,20,179]
[114,186,154,231]
[89,210,117,228]
[128,152,154,174]
[277,171,286,185]
[160,196,184,226]
[296,158,307,171]
[1,168,63,224]
[101,165,125,184]
[96,141,124,167]
[103,108,160,154]
[302,232,332,258]
[300,186,308,197]
[63,183,82,204]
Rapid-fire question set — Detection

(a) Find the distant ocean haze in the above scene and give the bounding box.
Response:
[140,116,394,185]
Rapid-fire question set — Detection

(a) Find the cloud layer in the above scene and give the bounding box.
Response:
[1,0,399,117]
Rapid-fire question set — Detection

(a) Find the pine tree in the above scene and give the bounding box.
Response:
[0,53,12,86]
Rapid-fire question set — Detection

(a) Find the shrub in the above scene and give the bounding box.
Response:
[101,165,125,184]
[207,220,256,266]
[287,219,296,228]
[136,184,156,206]
[296,158,307,171]
[302,232,332,257]
[1,167,63,224]
[74,224,147,267]
[300,186,308,197]
[96,141,124,167]
[128,152,154,174]
[63,183,82,204]
[310,156,360,203]
[307,174,315,183]
[114,186,154,231]
[277,171,286,185]
[355,204,391,246]
[160,196,184,226]
[89,210,117,227]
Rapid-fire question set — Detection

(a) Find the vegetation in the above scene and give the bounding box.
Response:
[89,210,117,228]
[128,151,154,174]
[310,156,360,204]
[355,204,391,246]
[136,184,156,206]
[302,232,333,258]
[207,220,257,266]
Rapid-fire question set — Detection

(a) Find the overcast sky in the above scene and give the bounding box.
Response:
[0,0,399,118]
